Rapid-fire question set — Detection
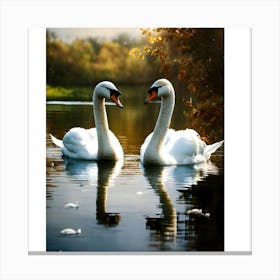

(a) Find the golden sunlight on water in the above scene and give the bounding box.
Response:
[46,84,224,252]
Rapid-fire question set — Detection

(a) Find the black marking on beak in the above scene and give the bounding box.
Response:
[109,88,122,97]
[148,86,159,94]
[102,86,122,97]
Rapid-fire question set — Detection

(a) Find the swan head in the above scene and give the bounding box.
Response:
[145,78,174,104]
[94,81,123,108]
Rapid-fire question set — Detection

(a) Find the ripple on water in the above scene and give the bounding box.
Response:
[120,154,142,177]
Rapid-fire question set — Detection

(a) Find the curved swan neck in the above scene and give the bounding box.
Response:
[93,94,109,132]
[150,92,175,149]
[93,93,113,158]
[145,167,177,237]
[143,89,175,165]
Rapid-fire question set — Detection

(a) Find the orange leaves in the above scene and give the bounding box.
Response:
[137,28,224,142]
[187,82,197,93]
[183,94,224,142]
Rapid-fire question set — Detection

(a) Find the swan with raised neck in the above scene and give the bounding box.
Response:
[142,79,175,165]
[50,81,124,161]
[140,78,224,165]
[93,81,123,160]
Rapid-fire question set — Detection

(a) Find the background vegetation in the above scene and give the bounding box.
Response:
[47,28,224,142]
[47,31,159,86]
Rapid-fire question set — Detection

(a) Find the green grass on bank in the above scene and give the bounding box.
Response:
[46,85,92,101]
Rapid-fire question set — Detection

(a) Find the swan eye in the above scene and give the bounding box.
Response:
[148,87,158,94]
[102,86,121,96]
[148,86,162,94]
[109,89,121,97]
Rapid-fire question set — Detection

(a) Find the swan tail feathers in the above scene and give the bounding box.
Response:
[204,140,224,158]
[50,134,63,148]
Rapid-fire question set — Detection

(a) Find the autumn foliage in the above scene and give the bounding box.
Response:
[47,28,224,142]
[47,31,159,86]
[133,28,224,142]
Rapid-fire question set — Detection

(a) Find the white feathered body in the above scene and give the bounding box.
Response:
[50,81,124,161]
[140,128,224,165]
[140,78,224,166]
[50,127,123,160]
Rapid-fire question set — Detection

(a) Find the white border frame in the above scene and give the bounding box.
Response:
[1,1,279,279]
[29,27,252,254]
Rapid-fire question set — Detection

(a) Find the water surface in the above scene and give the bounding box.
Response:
[46,85,224,252]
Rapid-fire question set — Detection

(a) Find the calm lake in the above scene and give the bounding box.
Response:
[46,84,224,252]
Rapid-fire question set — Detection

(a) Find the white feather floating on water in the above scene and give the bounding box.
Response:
[64,201,79,208]
[60,228,81,235]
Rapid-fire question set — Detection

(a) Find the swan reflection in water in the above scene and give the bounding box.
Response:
[63,158,123,227]
[142,161,220,250]
[143,165,177,247]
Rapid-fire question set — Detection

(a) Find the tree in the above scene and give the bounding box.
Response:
[134,28,224,142]
[47,30,159,87]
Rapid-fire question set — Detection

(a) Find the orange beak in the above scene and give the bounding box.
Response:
[111,94,123,108]
[144,90,158,104]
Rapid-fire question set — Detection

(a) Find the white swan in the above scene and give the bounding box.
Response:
[64,201,79,208]
[140,78,224,165]
[60,228,81,235]
[50,81,124,161]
